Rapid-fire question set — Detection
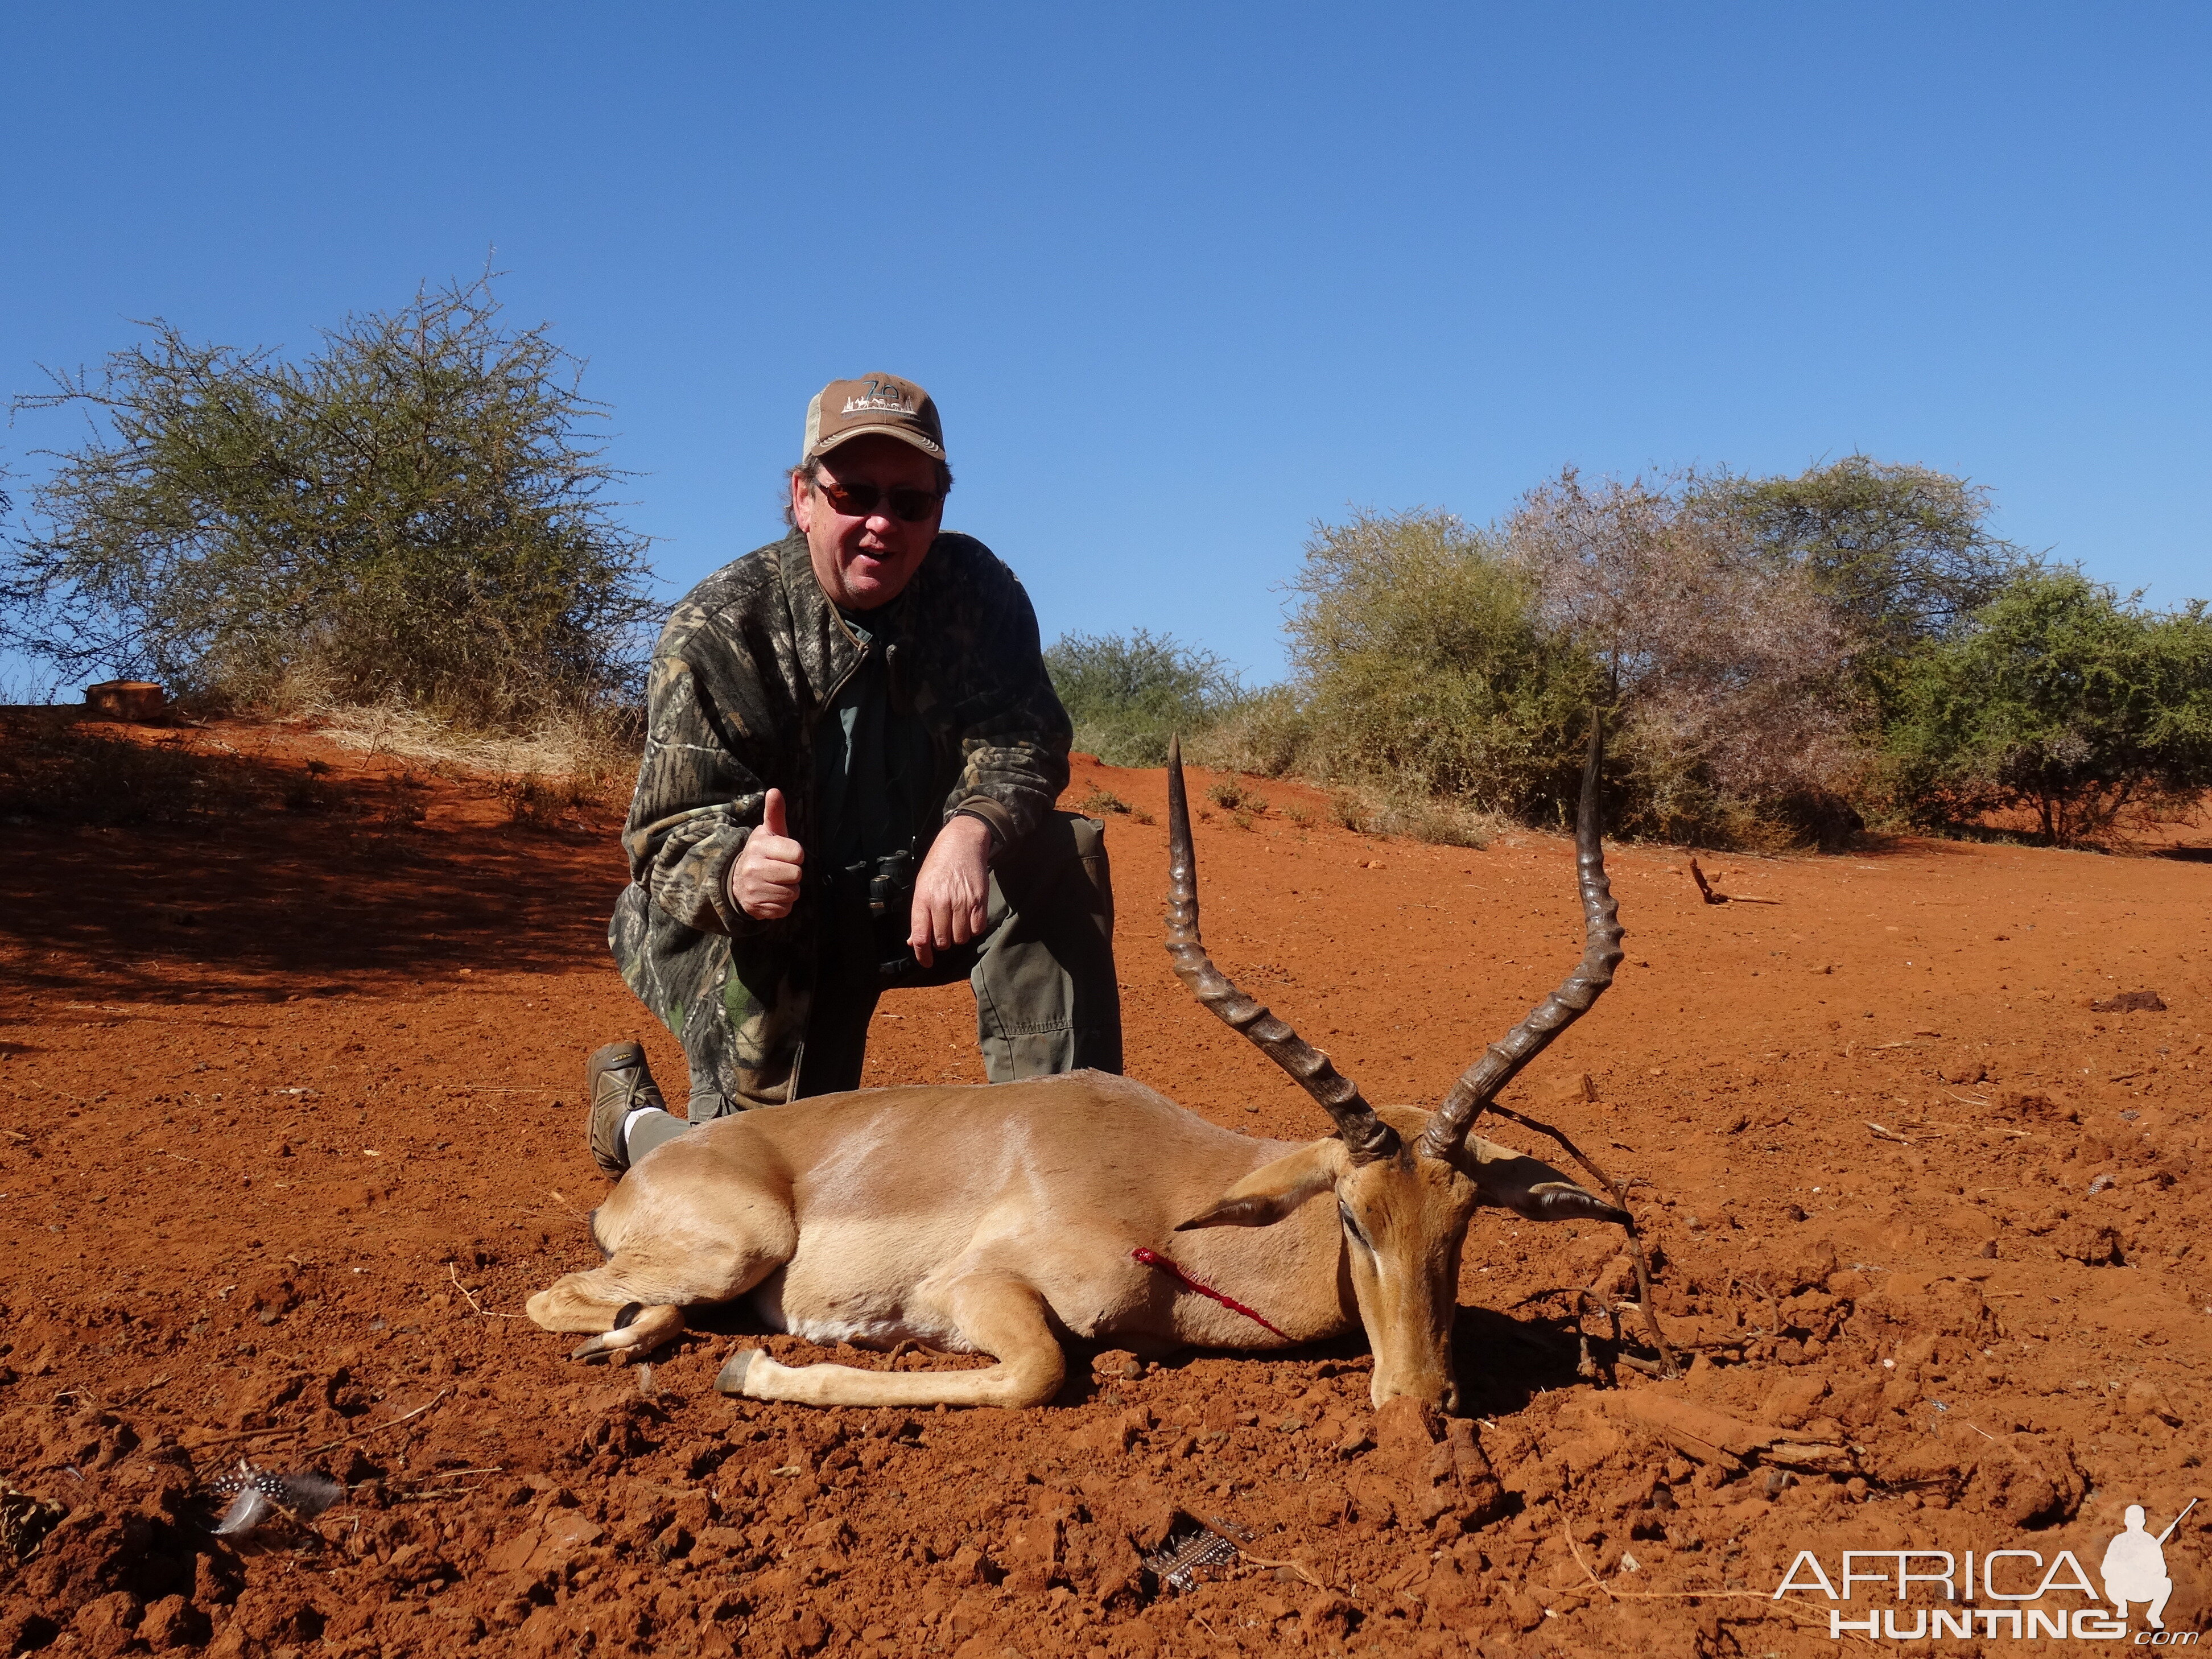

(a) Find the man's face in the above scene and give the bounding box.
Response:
[791,435,944,611]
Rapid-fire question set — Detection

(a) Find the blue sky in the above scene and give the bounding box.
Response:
[4,3,2207,694]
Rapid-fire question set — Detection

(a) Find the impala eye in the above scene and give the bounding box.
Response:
[1338,1203,1372,1250]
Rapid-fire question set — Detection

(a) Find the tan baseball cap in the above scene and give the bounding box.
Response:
[802,373,946,464]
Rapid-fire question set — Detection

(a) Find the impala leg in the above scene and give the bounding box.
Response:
[719,1274,1067,1409]
[526,1238,771,1361]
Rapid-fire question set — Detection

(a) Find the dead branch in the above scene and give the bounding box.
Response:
[447,1261,521,1317]
[1563,1526,1876,1643]
[1686,857,1778,905]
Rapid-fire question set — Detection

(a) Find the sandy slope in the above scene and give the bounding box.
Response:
[1,713,2207,1656]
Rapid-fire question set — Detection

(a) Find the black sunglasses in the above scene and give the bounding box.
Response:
[815,479,944,523]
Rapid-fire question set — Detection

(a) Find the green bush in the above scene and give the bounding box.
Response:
[3,275,655,729]
[1286,507,1600,819]
[1043,628,1243,766]
[1273,488,1874,847]
[1885,569,2212,845]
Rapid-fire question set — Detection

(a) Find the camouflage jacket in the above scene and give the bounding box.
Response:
[609,531,1072,1105]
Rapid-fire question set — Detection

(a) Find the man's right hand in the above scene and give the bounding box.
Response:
[731,788,805,920]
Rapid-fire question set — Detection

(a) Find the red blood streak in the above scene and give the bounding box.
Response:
[1130,1246,1291,1342]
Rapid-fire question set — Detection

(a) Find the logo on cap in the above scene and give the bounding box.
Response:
[841,381,917,417]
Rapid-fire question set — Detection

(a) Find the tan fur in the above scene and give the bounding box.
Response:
[526,1082,1610,1410]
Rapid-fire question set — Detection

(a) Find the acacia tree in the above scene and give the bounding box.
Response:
[1691,456,2029,719]
[1887,570,2212,845]
[1504,468,1863,844]
[2,275,655,727]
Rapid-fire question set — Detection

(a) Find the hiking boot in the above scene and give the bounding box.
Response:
[587,1039,669,1178]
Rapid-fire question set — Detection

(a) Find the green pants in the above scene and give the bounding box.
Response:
[786,810,1122,1099]
[641,810,1121,1144]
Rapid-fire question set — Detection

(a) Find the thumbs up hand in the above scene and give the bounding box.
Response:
[731,787,806,920]
[759,787,790,841]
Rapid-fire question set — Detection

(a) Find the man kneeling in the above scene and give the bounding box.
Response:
[591,373,1121,1173]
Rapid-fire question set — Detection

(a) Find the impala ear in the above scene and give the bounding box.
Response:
[1454,1137,1630,1226]
[1517,1181,1631,1226]
[1174,1140,1345,1231]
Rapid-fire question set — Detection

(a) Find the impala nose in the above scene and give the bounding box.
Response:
[1369,1359,1460,1415]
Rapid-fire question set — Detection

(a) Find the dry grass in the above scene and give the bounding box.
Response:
[1327,784,1503,849]
[1185,686,1310,778]
[1077,785,1133,817]
[277,690,640,830]
[1076,784,1153,825]
[1206,778,1268,815]
[306,700,634,785]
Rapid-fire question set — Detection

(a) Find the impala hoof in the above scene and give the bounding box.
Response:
[715,1348,759,1396]
[569,1301,652,1361]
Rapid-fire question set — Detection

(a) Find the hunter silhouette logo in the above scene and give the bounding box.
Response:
[2104,1501,2194,1631]
[1774,1498,2199,1641]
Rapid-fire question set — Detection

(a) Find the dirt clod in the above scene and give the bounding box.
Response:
[2091,988,2166,1013]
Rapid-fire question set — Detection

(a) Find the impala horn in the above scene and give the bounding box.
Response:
[1417,716,1624,1163]
[1164,737,1400,1164]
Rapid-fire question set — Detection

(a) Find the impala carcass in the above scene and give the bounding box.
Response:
[527,728,1633,1411]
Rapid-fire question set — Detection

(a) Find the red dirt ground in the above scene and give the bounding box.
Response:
[2,711,2207,1657]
